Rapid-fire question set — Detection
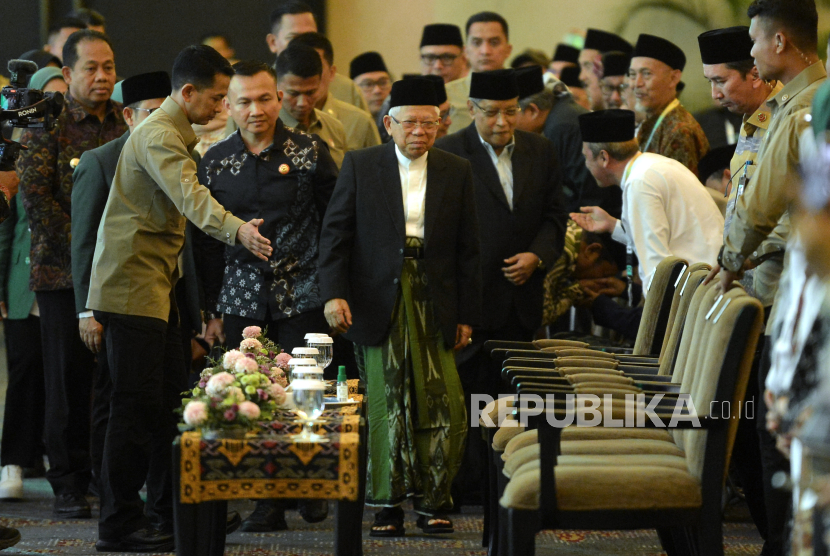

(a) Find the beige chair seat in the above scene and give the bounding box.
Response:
[500,464,702,511]
[511,453,690,480]
[504,438,684,477]
[498,424,672,456]
[479,395,516,428]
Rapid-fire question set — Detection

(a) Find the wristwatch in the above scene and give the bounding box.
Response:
[717,245,745,273]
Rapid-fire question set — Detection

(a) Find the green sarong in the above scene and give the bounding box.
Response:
[355,238,467,512]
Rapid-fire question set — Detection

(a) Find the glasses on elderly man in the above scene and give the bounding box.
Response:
[600,82,629,95]
[470,99,520,119]
[356,77,391,91]
[131,107,160,115]
[420,53,460,66]
[389,115,440,132]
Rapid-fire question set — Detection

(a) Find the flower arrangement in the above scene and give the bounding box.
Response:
[180,326,291,433]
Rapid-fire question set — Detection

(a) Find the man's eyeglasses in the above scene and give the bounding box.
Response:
[389,115,439,132]
[356,77,391,91]
[600,83,629,95]
[420,53,459,66]
[132,107,160,115]
[471,99,520,119]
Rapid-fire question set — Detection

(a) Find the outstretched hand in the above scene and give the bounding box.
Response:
[236,219,272,261]
[569,206,616,234]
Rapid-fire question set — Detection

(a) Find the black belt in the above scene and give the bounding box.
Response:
[404,246,424,259]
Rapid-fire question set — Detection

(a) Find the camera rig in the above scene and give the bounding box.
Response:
[0,59,64,171]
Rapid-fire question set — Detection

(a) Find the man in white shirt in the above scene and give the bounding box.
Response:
[571,109,723,285]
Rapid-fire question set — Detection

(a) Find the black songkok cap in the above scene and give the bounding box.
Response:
[420,24,463,48]
[404,74,447,105]
[389,78,439,108]
[552,44,580,64]
[633,34,686,71]
[698,26,753,65]
[121,71,171,107]
[18,49,62,71]
[578,109,636,142]
[584,29,633,54]
[697,144,736,183]
[559,65,582,88]
[515,66,545,99]
[350,52,388,79]
[469,69,519,100]
[601,51,631,77]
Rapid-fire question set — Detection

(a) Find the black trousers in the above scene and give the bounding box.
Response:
[1,315,45,468]
[756,335,791,556]
[36,290,96,496]
[95,310,186,540]
[453,307,535,506]
[223,307,327,368]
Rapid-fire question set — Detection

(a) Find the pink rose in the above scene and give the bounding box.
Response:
[238,401,261,420]
[242,326,262,339]
[224,409,237,421]
[206,372,235,396]
[222,350,244,370]
[269,383,287,405]
[234,357,259,375]
[275,351,292,369]
[183,401,208,426]
[239,338,263,353]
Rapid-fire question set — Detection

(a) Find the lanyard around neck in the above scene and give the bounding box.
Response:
[622,152,643,186]
[642,99,680,153]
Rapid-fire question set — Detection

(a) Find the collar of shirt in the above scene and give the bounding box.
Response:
[620,151,646,190]
[769,62,827,110]
[394,143,428,170]
[478,132,515,162]
[160,96,197,150]
[64,92,121,125]
[745,82,782,131]
[280,107,319,133]
[229,121,284,160]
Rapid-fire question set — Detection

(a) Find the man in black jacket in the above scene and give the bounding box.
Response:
[318,78,481,536]
[435,69,566,392]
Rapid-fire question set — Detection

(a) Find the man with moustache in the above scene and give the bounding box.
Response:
[404,74,453,138]
[445,12,513,134]
[629,34,709,175]
[599,51,631,109]
[16,29,127,520]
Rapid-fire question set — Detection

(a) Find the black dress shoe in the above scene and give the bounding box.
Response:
[240,500,288,532]
[0,525,21,550]
[298,500,328,523]
[95,528,174,553]
[53,492,91,519]
[226,511,242,534]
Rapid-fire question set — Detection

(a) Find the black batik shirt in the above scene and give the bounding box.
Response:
[196,121,338,320]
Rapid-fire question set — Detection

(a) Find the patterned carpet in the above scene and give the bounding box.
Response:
[0,477,765,555]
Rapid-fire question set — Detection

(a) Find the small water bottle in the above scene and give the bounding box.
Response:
[336,366,349,402]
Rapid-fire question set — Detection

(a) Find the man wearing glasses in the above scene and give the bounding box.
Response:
[319,78,480,536]
[600,51,632,109]
[419,24,468,84]
[435,69,566,502]
[350,51,393,143]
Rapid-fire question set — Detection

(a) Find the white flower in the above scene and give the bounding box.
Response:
[206,372,235,397]
[234,357,259,374]
[222,350,243,370]
[238,401,261,420]
[183,401,208,426]
[239,338,262,352]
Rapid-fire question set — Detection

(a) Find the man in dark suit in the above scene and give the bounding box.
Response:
[318,79,480,536]
[435,68,566,508]
[435,69,566,386]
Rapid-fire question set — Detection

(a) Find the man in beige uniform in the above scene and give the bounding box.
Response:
[87,45,272,552]
[445,11,512,134]
[265,0,369,113]
[277,43,349,168]
[291,32,381,151]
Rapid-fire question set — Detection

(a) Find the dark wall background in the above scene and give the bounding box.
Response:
[1,0,326,79]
